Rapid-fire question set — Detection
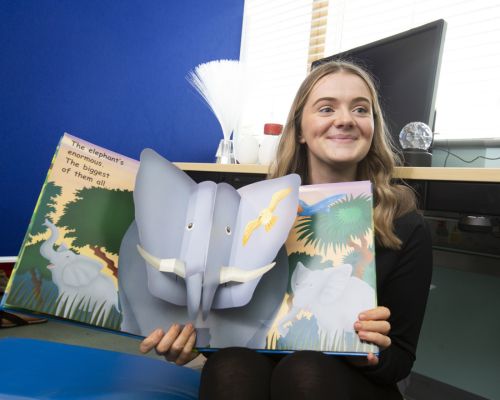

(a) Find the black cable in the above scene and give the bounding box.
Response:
[433,146,500,167]
[443,139,451,167]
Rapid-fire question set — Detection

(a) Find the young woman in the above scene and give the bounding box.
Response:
[140,61,433,400]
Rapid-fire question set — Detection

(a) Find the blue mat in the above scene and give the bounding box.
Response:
[0,337,200,399]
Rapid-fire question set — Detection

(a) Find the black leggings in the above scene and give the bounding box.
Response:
[199,347,403,400]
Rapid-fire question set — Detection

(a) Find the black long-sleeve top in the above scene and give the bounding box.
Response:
[362,210,433,385]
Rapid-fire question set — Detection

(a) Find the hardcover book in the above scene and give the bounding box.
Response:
[2,134,377,355]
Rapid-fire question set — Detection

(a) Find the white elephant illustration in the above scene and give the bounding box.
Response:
[40,219,119,321]
[278,262,375,349]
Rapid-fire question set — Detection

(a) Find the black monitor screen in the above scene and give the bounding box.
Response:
[312,19,446,150]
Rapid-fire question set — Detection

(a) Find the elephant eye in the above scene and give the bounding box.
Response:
[225,226,232,235]
[186,222,194,231]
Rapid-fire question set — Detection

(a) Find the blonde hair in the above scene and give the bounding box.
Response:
[269,60,416,249]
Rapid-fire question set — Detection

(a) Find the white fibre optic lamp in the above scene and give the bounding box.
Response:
[399,122,434,167]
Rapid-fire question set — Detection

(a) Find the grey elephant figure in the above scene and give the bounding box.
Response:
[40,219,119,321]
[118,149,300,348]
[277,262,375,349]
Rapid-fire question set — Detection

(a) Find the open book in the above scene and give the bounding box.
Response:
[2,133,377,355]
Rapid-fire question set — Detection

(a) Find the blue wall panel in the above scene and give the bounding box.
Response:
[0,0,244,255]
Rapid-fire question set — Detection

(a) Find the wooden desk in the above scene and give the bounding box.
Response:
[174,163,500,183]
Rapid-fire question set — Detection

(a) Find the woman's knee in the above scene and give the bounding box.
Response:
[273,351,333,378]
[271,351,352,399]
[200,347,275,400]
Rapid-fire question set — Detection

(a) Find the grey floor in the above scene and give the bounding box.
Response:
[0,311,205,370]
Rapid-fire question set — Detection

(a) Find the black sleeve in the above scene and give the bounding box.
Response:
[361,211,433,385]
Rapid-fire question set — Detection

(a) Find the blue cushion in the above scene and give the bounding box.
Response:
[0,337,200,399]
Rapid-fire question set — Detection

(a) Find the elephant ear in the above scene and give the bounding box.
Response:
[232,173,300,263]
[213,174,300,308]
[134,149,196,305]
[62,259,102,287]
[319,263,353,305]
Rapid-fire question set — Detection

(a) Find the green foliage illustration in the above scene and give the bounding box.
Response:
[30,181,62,235]
[58,187,134,277]
[296,194,372,253]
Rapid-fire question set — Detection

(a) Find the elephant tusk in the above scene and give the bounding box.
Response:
[137,245,186,279]
[219,262,276,284]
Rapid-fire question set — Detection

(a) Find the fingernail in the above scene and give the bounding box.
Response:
[359,313,366,320]
[354,322,362,330]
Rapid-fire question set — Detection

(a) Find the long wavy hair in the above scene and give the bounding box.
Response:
[269,60,416,249]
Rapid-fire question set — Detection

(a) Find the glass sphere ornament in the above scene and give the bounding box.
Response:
[399,121,433,150]
[399,122,434,167]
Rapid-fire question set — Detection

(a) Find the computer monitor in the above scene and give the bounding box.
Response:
[312,19,447,150]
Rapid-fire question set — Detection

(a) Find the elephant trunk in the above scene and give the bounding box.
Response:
[201,282,218,321]
[186,273,203,320]
[40,219,59,261]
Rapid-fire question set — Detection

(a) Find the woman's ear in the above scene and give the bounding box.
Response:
[297,132,306,144]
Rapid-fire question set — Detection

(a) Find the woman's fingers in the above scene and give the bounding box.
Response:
[354,306,392,350]
[358,306,390,322]
[157,323,183,357]
[354,319,391,336]
[366,352,379,366]
[139,324,198,365]
[175,331,198,365]
[164,323,195,362]
[357,330,392,349]
[139,328,165,354]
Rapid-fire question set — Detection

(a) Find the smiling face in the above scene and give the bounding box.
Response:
[299,71,375,183]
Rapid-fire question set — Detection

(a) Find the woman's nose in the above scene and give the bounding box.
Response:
[333,109,354,128]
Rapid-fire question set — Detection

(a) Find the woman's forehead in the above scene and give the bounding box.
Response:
[311,71,372,99]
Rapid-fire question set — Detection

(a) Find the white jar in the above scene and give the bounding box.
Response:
[258,123,283,165]
[235,135,259,164]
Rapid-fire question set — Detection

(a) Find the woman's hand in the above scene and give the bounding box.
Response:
[140,323,199,365]
[351,306,391,367]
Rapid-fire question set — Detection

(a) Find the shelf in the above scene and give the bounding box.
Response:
[174,163,500,183]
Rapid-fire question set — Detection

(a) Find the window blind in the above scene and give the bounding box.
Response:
[308,0,329,66]
[240,0,500,139]
[239,0,312,136]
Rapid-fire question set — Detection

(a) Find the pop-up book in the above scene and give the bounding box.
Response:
[2,134,377,355]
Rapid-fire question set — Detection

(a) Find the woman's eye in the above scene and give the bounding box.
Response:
[353,107,368,114]
[319,106,334,113]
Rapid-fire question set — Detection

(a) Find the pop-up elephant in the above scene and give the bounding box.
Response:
[118,149,300,348]
[40,219,119,321]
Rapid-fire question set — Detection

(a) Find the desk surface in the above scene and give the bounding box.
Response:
[0,337,200,399]
[173,163,500,183]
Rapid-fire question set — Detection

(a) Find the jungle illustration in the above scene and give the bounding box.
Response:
[3,180,134,330]
[266,181,378,355]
